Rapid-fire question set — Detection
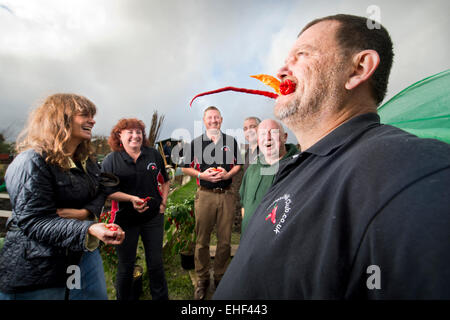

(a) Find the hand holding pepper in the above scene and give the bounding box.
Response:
[129,195,150,213]
[202,168,223,183]
[104,224,118,231]
[212,167,230,180]
[89,222,125,245]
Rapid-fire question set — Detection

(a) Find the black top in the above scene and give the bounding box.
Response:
[214,113,450,299]
[182,132,242,189]
[101,146,169,226]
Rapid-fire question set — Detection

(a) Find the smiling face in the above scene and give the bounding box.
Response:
[243,118,259,144]
[71,112,95,142]
[119,128,143,150]
[203,109,223,133]
[257,119,287,161]
[275,20,349,125]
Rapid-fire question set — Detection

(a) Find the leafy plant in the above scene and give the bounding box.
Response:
[164,195,195,256]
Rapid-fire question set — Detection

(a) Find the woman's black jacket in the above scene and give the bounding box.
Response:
[0,149,110,293]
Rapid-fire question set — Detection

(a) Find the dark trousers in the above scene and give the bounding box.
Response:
[115,213,168,300]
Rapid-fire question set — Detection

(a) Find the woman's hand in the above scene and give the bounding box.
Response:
[57,208,90,220]
[129,195,149,213]
[88,222,125,245]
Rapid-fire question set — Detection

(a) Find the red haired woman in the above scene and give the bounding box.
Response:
[102,118,170,300]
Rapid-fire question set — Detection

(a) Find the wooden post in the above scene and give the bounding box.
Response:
[159,141,168,167]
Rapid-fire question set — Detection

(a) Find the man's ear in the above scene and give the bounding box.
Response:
[345,50,380,90]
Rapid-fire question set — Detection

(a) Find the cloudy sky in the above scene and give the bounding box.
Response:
[1,0,449,145]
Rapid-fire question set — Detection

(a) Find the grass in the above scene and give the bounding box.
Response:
[169,178,197,202]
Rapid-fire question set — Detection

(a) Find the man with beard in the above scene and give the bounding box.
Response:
[213,14,450,299]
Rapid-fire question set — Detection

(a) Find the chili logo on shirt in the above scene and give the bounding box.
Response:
[147,162,157,171]
[265,194,292,235]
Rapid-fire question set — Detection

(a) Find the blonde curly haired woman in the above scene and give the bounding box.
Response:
[0,93,124,300]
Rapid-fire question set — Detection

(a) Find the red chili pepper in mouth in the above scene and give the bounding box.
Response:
[279,79,296,95]
[190,87,279,107]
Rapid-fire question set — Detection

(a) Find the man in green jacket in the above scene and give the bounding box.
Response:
[239,119,298,234]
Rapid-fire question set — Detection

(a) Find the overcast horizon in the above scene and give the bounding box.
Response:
[1,0,449,146]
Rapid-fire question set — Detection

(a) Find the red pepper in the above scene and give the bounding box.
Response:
[279,79,296,95]
[109,200,118,224]
[138,196,151,205]
[104,224,118,231]
[190,87,278,107]
[265,205,278,224]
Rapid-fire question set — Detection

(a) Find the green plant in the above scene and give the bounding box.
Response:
[164,195,195,255]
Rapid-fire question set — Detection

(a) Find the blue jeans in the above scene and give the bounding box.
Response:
[69,249,108,300]
[0,249,107,300]
[0,287,65,300]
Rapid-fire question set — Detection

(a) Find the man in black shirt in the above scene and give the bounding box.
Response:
[214,14,450,299]
[182,106,242,299]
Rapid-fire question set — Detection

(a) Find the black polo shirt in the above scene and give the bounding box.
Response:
[101,146,169,226]
[214,112,450,299]
[182,132,242,189]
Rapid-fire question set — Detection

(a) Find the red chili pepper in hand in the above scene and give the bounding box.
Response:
[279,79,296,95]
[190,87,278,107]
[104,224,118,231]
[138,196,151,205]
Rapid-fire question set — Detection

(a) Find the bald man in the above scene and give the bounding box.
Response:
[239,119,298,234]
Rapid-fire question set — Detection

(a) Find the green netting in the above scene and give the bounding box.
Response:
[378,69,450,144]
